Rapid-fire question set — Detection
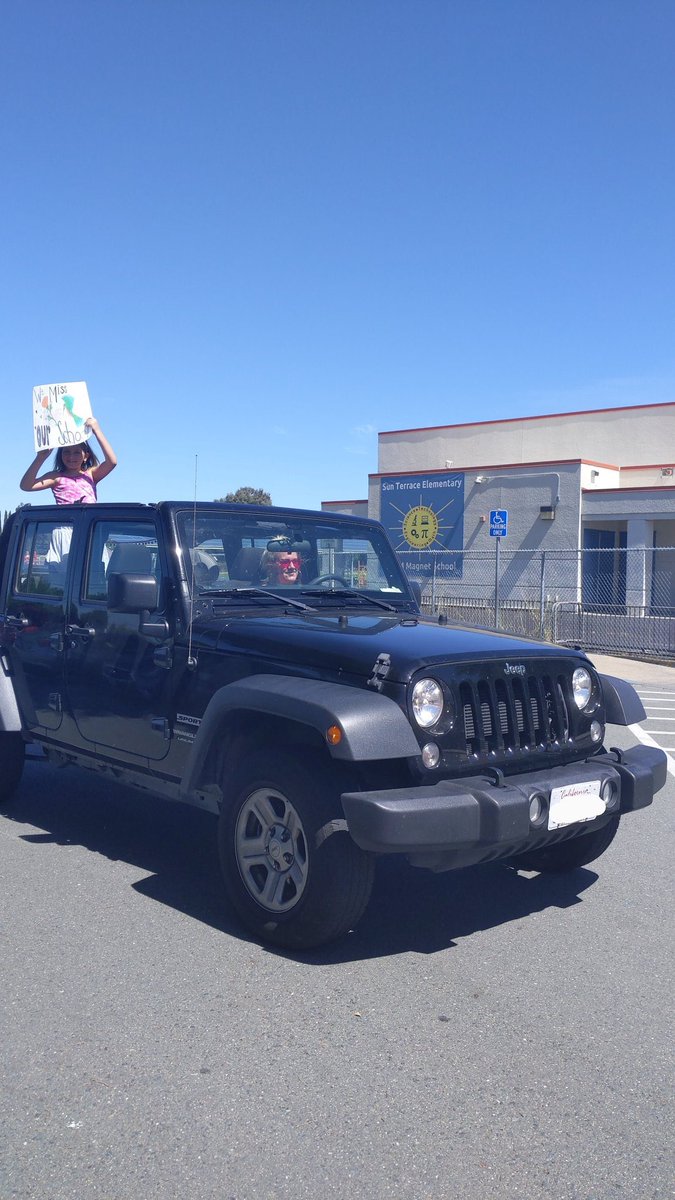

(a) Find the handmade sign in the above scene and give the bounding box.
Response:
[32,381,92,452]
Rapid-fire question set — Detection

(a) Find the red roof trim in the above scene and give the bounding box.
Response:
[379,400,675,438]
[620,463,675,472]
[583,485,675,495]
[369,457,617,479]
[320,499,367,506]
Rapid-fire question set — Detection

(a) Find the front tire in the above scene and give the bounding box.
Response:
[0,733,25,809]
[517,813,621,873]
[218,748,374,949]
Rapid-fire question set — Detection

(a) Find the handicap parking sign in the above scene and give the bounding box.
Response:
[489,509,508,537]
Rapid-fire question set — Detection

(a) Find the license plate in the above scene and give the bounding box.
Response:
[548,780,605,830]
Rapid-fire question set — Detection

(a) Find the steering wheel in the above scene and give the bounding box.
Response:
[307,574,350,588]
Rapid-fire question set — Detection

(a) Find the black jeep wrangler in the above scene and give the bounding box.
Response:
[0,501,666,948]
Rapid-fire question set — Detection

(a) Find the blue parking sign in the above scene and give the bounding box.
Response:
[489,509,508,537]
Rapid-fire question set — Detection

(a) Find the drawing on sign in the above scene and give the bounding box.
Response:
[32,382,92,453]
[402,505,439,548]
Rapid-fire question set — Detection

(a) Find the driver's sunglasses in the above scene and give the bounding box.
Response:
[278,556,301,569]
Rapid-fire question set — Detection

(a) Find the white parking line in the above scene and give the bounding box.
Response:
[629,723,675,777]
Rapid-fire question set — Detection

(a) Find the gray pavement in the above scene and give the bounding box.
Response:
[2,741,673,1200]
[587,652,675,689]
[3,646,674,1200]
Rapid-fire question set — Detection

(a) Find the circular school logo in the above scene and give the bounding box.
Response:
[402,505,439,548]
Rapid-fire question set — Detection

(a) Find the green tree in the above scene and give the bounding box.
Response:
[216,487,272,505]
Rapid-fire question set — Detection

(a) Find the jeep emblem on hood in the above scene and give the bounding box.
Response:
[504,662,526,675]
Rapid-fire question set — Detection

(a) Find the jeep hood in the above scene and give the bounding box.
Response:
[192,611,585,684]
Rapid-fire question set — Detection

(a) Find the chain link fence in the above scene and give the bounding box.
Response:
[404,546,675,660]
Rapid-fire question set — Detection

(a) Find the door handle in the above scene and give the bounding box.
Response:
[1,615,29,630]
[65,624,96,642]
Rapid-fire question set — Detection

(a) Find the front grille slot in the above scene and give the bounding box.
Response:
[460,669,571,758]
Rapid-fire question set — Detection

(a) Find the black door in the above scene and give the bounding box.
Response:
[3,516,73,732]
[65,516,173,761]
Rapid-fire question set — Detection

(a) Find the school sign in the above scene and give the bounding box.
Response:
[379,472,465,579]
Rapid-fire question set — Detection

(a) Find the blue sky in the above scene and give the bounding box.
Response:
[2,0,674,517]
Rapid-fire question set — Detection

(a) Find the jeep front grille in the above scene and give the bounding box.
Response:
[459,672,571,757]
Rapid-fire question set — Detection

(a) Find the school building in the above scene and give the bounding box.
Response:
[322,401,675,651]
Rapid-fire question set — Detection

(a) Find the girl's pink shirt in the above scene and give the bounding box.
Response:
[52,473,98,505]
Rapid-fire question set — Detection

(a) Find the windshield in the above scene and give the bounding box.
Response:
[175,509,413,608]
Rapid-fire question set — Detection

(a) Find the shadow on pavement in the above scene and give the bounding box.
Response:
[8,760,599,962]
[311,854,597,964]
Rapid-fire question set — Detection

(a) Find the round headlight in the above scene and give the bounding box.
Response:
[572,666,593,710]
[412,678,444,728]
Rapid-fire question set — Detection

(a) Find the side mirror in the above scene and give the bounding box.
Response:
[108,572,159,613]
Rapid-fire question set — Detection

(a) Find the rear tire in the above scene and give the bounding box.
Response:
[0,733,25,809]
[517,814,621,873]
[218,748,374,949]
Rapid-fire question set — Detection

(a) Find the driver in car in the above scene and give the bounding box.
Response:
[259,537,303,586]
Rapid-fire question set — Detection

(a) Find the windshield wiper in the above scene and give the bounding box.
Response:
[299,588,398,612]
[198,586,317,613]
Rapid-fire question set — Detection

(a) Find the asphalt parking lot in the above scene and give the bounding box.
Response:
[2,685,674,1200]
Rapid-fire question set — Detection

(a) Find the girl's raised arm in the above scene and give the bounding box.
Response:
[19,449,56,493]
[86,417,118,483]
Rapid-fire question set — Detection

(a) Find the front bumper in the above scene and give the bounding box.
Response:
[341,745,667,866]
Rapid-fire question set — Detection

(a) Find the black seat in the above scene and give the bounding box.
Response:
[230,546,264,583]
[107,544,155,575]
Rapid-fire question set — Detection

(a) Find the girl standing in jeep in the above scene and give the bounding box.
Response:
[19,416,117,504]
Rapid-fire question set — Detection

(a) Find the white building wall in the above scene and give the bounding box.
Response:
[378,402,675,476]
[321,499,369,518]
[580,463,621,490]
[620,465,675,488]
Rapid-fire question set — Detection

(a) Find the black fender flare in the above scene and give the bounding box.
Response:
[599,674,646,725]
[180,674,420,799]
